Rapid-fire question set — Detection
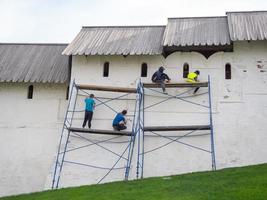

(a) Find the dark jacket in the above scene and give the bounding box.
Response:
[151,70,170,82]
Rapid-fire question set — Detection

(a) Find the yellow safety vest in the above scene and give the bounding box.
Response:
[187,72,198,83]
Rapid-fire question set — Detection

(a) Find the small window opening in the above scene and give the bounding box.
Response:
[225,63,231,79]
[183,63,189,78]
[28,85,34,99]
[66,86,69,100]
[141,63,148,77]
[103,62,109,77]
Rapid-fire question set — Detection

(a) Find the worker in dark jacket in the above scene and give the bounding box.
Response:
[187,70,200,94]
[151,66,171,93]
[112,110,127,131]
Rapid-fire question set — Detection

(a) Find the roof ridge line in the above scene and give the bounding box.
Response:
[168,16,226,20]
[226,10,267,14]
[0,43,68,46]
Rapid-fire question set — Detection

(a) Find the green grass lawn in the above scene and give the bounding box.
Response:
[1,163,267,200]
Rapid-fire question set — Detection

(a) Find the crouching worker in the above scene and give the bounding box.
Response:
[112,110,127,131]
[187,70,200,94]
[151,66,171,93]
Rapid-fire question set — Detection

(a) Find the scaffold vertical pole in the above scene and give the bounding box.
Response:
[55,80,79,188]
[124,82,140,180]
[208,75,216,170]
[140,83,145,178]
[52,80,76,189]
[135,82,145,179]
[136,82,142,179]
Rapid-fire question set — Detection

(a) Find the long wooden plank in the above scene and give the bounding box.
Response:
[68,127,132,136]
[144,125,210,132]
[77,84,137,93]
[143,82,208,88]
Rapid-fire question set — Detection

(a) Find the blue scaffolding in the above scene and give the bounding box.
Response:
[136,76,216,178]
[52,77,216,188]
[52,81,141,189]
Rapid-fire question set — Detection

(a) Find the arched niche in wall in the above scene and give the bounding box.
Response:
[164,51,185,72]
[66,86,69,100]
[206,51,224,61]
[205,51,225,72]
[188,51,207,61]
[164,49,226,60]
[225,63,231,79]
[164,51,207,75]
[103,62,109,77]
[27,85,34,99]
[183,63,189,78]
[141,63,148,77]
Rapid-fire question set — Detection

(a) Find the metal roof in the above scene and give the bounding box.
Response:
[62,26,165,56]
[227,11,267,41]
[0,43,69,83]
[163,17,231,46]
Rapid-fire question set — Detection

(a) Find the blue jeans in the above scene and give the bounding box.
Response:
[113,124,127,131]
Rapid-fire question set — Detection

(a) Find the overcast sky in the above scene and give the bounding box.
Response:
[0,0,267,43]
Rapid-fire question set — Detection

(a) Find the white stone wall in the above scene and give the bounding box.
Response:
[0,83,68,197]
[57,40,267,188]
[1,40,267,196]
[61,54,214,187]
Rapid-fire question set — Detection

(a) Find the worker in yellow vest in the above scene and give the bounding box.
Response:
[187,70,200,94]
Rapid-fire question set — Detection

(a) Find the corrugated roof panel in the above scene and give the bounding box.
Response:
[63,26,165,56]
[163,17,231,46]
[0,44,69,83]
[227,11,267,41]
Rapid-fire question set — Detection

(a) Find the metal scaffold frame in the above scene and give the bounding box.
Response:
[52,76,216,188]
[52,81,141,189]
[136,75,216,179]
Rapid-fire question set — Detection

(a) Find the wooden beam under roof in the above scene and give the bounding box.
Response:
[68,127,132,136]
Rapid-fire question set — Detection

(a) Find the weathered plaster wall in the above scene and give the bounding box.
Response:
[0,83,68,197]
[56,40,267,188]
[60,54,214,187]
[1,40,267,196]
